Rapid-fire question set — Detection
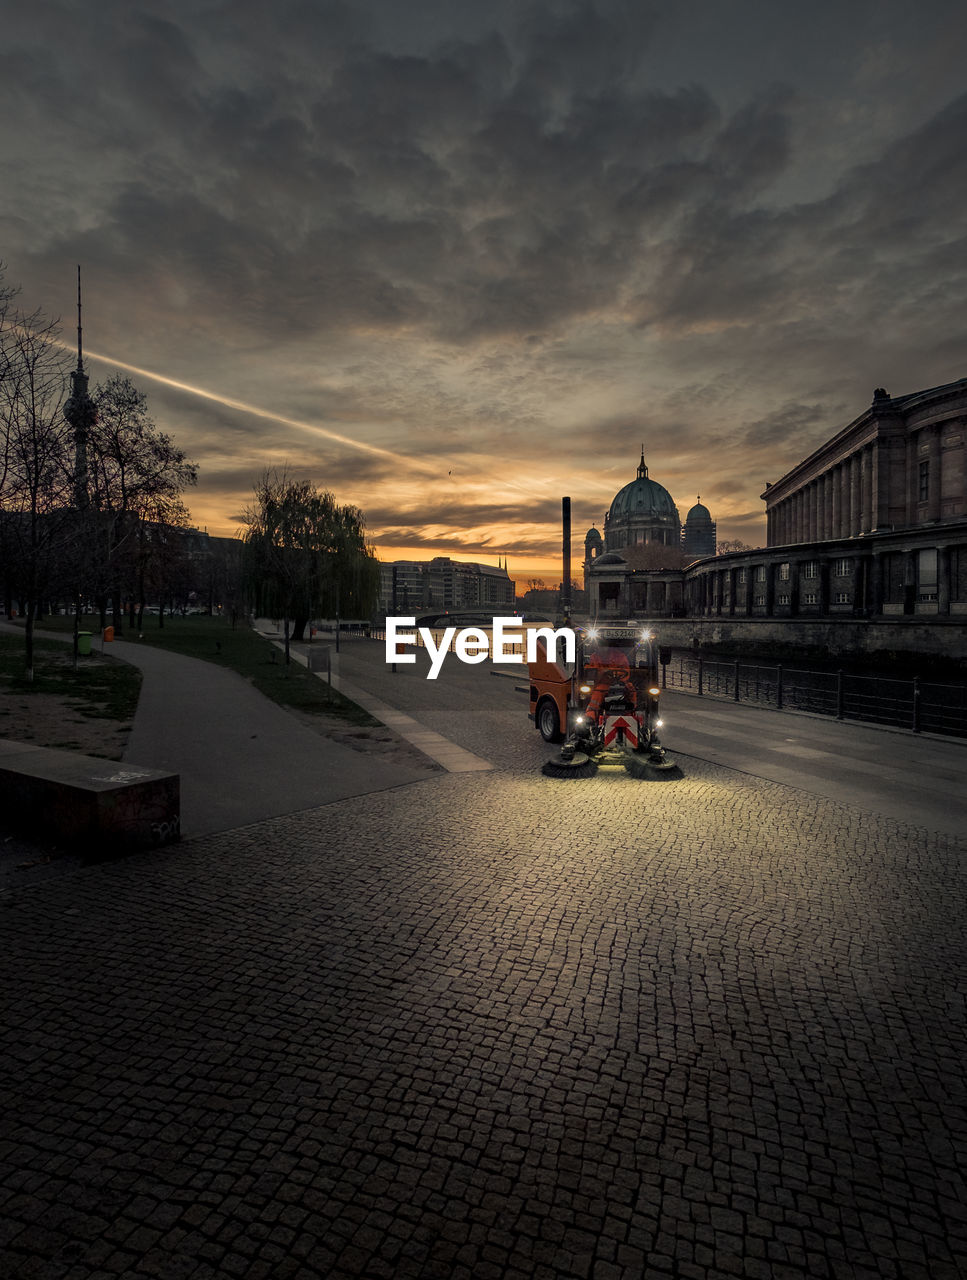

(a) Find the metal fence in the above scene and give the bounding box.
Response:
[660,654,967,737]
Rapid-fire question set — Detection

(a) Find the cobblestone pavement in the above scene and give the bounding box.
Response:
[2,730,966,1278]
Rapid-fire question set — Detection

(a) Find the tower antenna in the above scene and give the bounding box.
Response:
[76,264,84,370]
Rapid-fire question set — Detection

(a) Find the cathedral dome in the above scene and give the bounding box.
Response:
[607,453,678,523]
[685,499,712,523]
[682,494,716,559]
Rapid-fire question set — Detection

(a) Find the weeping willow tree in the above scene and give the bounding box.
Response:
[242,470,379,660]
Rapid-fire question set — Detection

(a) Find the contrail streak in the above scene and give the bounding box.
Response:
[60,341,416,466]
[56,341,574,502]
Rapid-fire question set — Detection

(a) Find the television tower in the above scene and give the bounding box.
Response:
[62,266,95,510]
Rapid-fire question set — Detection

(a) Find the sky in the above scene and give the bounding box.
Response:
[3,0,967,583]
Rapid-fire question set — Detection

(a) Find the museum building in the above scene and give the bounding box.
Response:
[585,378,967,640]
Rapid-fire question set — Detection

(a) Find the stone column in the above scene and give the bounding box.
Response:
[819,478,829,542]
[906,435,918,524]
[903,550,917,615]
[857,552,871,616]
[818,557,830,615]
[927,426,942,522]
[938,545,951,616]
[849,455,860,536]
[861,446,873,533]
[873,439,891,530]
[870,550,885,616]
[831,467,840,539]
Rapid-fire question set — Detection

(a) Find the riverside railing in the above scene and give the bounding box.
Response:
[660,654,967,737]
[367,627,966,737]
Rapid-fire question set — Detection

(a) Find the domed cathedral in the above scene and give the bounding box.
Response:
[682,497,717,560]
[583,450,716,616]
[604,450,681,552]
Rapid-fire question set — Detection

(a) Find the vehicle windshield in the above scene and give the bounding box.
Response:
[578,632,658,705]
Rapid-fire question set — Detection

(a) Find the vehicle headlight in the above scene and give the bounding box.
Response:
[648,687,660,696]
[656,719,663,728]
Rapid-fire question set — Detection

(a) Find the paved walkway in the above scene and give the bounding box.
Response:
[253,621,492,774]
[0,623,437,839]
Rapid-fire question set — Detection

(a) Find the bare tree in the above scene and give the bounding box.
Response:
[0,293,74,678]
[86,374,198,632]
[717,539,754,554]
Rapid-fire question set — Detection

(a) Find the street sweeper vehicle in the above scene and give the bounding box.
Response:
[528,621,682,778]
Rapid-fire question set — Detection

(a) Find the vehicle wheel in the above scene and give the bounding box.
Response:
[537,698,563,743]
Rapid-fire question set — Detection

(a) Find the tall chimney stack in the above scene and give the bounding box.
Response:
[562,497,571,623]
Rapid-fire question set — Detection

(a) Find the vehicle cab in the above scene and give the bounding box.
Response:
[528,620,663,758]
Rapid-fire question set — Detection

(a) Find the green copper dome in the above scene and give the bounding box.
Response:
[608,453,678,522]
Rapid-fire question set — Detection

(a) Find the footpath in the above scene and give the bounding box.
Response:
[0,621,438,840]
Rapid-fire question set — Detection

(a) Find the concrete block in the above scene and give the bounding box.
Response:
[0,742,180,853]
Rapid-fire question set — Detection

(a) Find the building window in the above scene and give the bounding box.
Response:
[754,594,766,606]
[833,558,852,576]
[919,460,930,503]
[801,560,818,578]
[918,548,938,600]
[777,593,790,605]
[802,592,818,605]
[835,592,852,604]
[737,568,747,584]
[778,563,790,581]
[755,565,767,583]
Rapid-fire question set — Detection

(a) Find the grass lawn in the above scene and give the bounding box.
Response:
[0,632,142,723]
[15,613,378,726]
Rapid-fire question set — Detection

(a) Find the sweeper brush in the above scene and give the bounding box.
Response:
[541,752,598,779]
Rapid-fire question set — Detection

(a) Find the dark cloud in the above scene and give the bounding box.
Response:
[374,526,556,558]
[4,0,966,559]
[366,496,567,527]
[741,400,838,451]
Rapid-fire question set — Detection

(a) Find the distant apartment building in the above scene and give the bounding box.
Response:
[378,557,514,616]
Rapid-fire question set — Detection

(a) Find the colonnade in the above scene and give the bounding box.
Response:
[767,444,876,546]
[687,543,960,618]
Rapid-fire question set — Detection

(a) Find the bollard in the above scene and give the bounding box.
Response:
[837,669,844,720]
[777,665,783,710]
[912,676,921,734]
[734,660,740,702]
